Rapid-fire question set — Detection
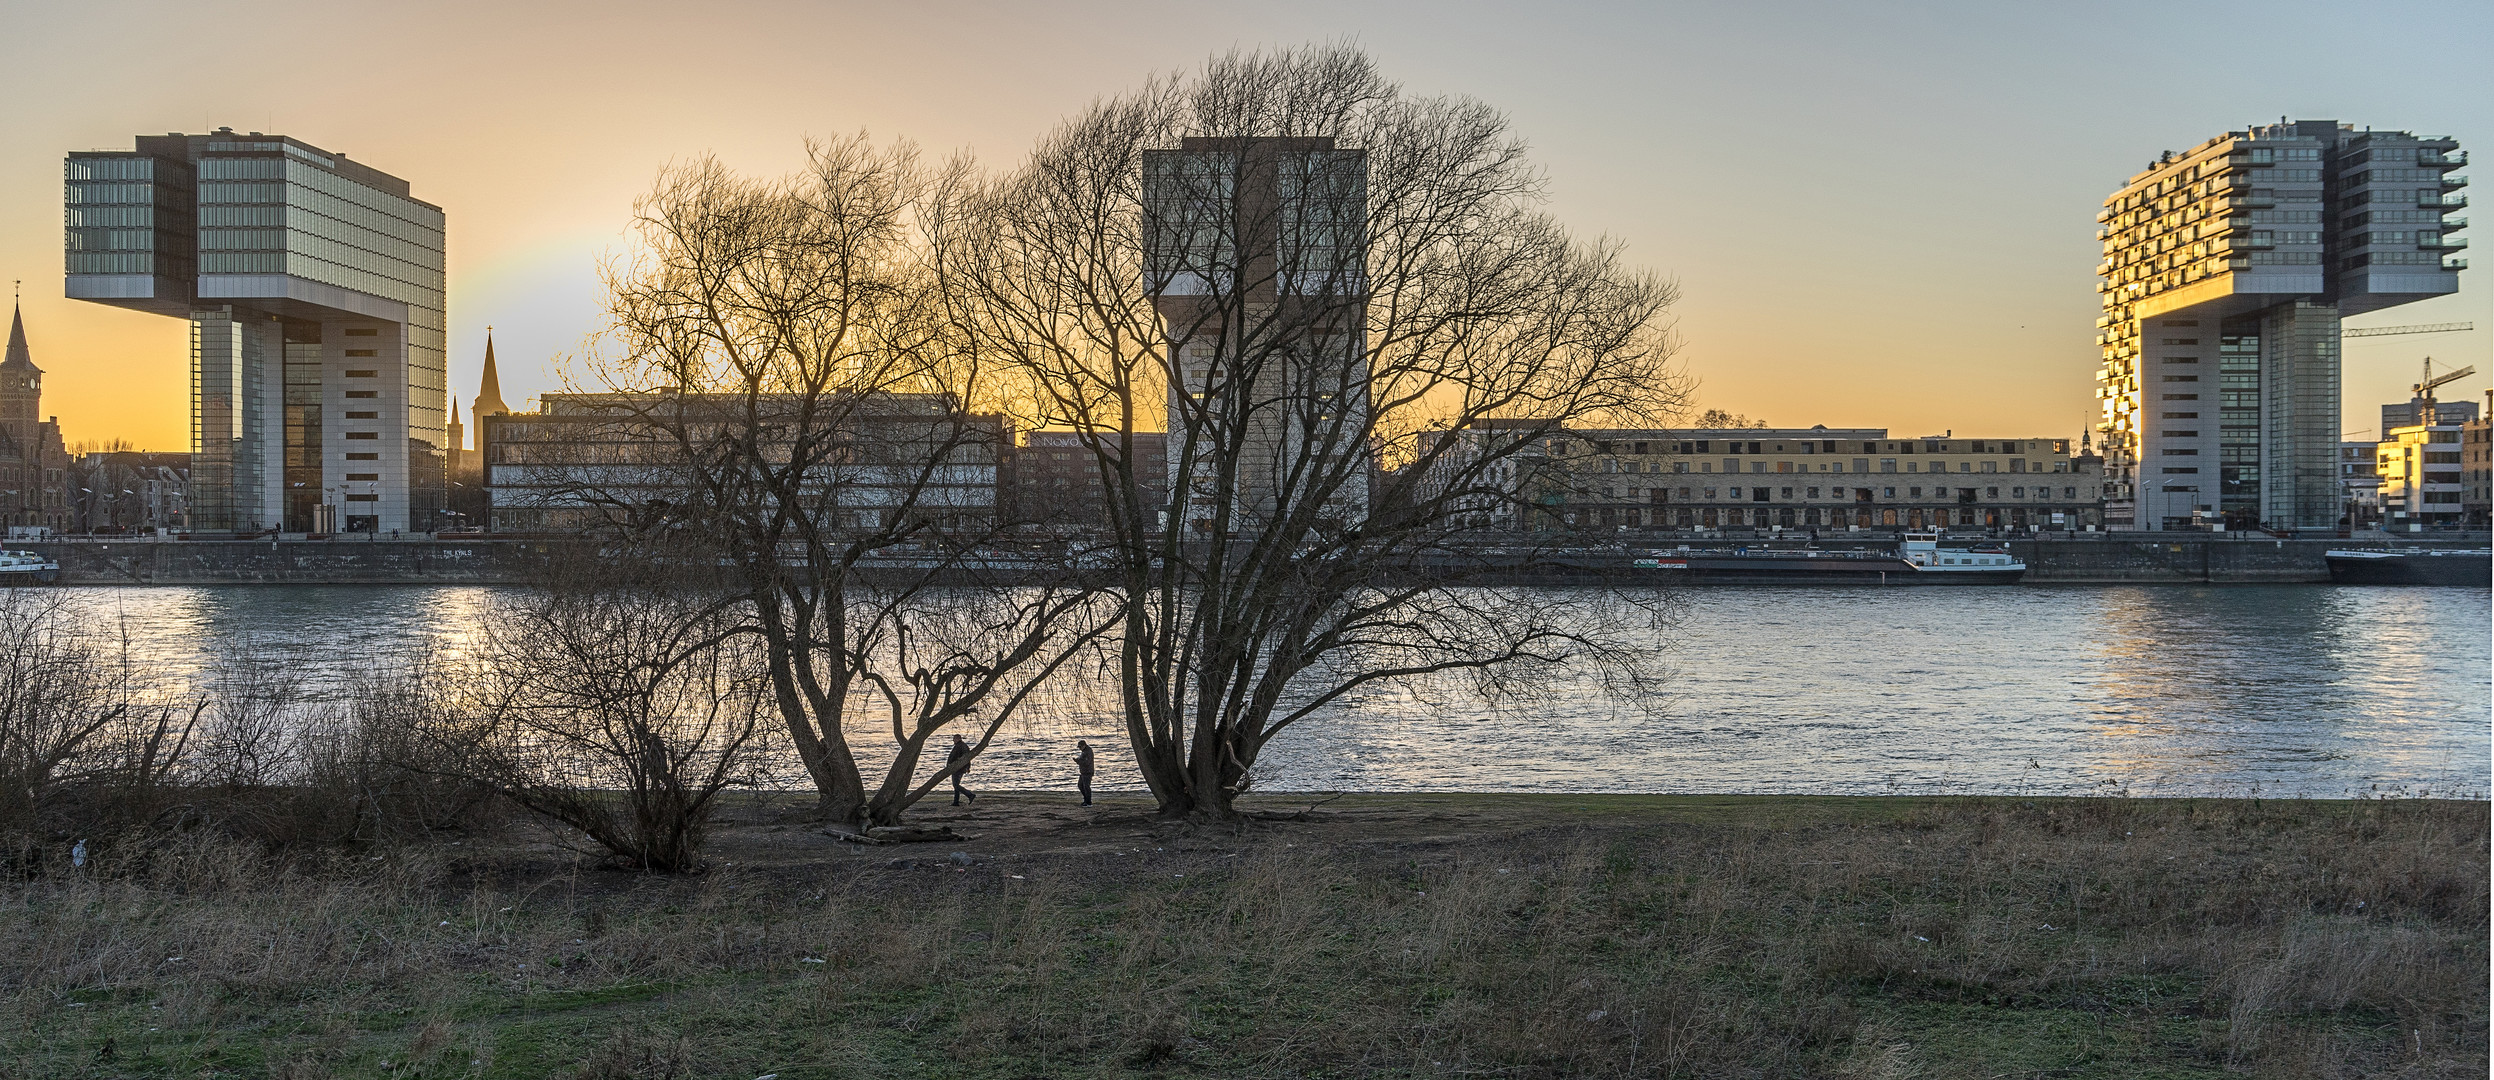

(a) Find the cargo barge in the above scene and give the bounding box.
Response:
[1632,534,2024,585]
[2322,548,2492,587]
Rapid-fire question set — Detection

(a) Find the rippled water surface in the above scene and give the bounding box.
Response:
[55,584,2491,799]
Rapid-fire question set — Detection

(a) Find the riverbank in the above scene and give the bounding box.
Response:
[7,793,2482,1078]
[21,535,2493,585]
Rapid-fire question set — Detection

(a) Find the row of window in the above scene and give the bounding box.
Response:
[1584,485,2085,502]
[66,205,155,228]
[2346,251,2454,267]
[65,157,157,181]
[2347,168,2454,185]
[65,181,159,205]
[1559,438,2043,456]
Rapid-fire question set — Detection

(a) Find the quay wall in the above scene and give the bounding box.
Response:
[18,536,2484,586]
[2008,538,2479,584]
[29,539,559,585]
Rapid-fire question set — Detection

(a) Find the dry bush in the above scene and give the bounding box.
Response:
[440,571,776,872]
[0,592,202,869]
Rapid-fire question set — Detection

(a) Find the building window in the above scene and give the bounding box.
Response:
[346,390,377,399]
[345,369,376,378]
[346,473,378,481]
[346,452,378,461]
[345,411,378,419]
[344,494,379,502]
[345,432,378,440]
[344,349,378,358]
[344,328,378,337]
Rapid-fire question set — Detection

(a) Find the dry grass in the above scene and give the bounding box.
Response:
[0,794,2481,1079]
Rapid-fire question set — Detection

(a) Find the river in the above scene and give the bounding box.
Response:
[51,583,2491,800]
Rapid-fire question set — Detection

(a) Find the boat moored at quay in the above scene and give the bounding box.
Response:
[1630,534,2026,585]
[0,550,60,586]
[2323,548,2493,587]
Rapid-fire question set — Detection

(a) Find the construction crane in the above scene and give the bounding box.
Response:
[2413,357,2478,426]
[2344,321,2475,339]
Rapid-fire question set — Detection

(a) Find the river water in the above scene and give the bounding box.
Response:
[53,584,2491,800]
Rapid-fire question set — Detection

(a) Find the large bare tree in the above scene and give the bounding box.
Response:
[940,46,1685,820]
[557,138,1114,830]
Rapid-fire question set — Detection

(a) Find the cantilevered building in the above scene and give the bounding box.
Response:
[1145,136,1371,533]
[65,130,447,534]
[2094,121,2465,533]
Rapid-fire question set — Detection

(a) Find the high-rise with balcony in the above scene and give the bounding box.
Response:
[2094,120,2465,533]
[64,130,446,534]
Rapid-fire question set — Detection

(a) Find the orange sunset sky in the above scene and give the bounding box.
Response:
[3,0,2486,453]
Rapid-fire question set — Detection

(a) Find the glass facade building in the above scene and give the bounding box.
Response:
[2094,121,2464,533]
[66,130,446,533]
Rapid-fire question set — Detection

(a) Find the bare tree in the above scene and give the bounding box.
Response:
[553,138,1115,831]
[439,560,773,871]
[1691,408,1769,429]
[942,45,1685,820]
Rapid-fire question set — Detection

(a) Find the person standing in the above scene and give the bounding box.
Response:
[947,733,977,806]
[1073,739,1095,806]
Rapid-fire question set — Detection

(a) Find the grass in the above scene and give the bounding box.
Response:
[0,794,2482,1079]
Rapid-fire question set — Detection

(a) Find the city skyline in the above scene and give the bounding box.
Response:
[2,0,2487,454]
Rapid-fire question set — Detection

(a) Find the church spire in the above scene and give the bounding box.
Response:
[3,284,37,374]
[473,327,510,418]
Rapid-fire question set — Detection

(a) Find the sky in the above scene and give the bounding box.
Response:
[2,0,2487,452]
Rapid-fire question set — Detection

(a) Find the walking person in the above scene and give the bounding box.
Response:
[947,733,977,806]
[1073,739,1095,806]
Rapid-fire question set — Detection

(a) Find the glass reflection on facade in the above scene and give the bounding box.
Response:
[66,131,446,532]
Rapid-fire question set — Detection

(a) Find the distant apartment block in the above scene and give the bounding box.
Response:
[1444,425,2103,534]
[2338,441,2384,529]
[2094,121,2465,533]
[2462,404,2491,528]
[1006,430,1169,530]
[74,451,190,534]
[65,130,447,534]
[480,392,1001,534]
[2381,394,2478,433]
[2376,418,2468,530]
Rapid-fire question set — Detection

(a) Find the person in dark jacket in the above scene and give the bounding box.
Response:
[1073,739,1095,806]
[947,734,976,806]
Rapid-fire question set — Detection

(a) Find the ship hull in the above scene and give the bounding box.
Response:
[2324,551,2492,587]
[1643,557,2025,585]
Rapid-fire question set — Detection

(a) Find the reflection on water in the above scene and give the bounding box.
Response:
[53,584,2491,799]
